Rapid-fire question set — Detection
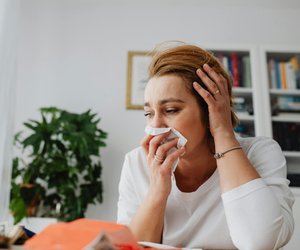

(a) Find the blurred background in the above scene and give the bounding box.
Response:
[1,0,300,234]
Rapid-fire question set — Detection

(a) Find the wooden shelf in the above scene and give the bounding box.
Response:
[233,87,252,94]
[272,113,300,122]
[284,151,300,158]
[270,89,300,96]
[236,112,254,121]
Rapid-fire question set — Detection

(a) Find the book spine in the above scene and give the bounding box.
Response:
[215,53,223,65]
[275,62,281,89]
[285,62,296,89]
[228,56,233,81]
[238,56,244,87]
[280,62,287,89]
[268,59,276,89]
[222,56,229,73]
[231,53,239,87]
[242,56,252,88]
[290,56,300,89]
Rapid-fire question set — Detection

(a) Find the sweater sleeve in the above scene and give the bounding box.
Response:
[222,138,295,250]
[117,153,139,225]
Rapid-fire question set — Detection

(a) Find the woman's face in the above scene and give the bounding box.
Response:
[144,74,208,154]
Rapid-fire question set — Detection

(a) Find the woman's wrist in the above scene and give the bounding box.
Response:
[146,190,169,207]
[213,130,240,152]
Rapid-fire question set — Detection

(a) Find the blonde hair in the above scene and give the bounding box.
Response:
[148,43,239,128]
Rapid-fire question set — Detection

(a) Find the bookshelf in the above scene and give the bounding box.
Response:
[206,45,263,138]
[204,44,300,250]
[200,44,300,176]
[199,44,300,175]
[260,45,300,175]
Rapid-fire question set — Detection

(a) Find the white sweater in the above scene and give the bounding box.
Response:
[117,137,294,250]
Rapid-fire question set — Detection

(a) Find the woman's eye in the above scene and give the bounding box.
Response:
[166,109,178,114]
[144,112,152,117]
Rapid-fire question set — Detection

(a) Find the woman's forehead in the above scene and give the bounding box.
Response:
[145,75,192,104]
[145,75,190,98]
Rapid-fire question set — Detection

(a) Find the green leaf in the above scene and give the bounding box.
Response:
[23,121,38,131]
[10,106,107,222]
[10,197,27,224]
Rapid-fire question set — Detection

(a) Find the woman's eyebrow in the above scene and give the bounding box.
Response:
[144,98,185,107]
[160,98,185,105]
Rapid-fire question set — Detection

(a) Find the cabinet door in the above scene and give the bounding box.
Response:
[283,188,300,250]
[260,46,300,180]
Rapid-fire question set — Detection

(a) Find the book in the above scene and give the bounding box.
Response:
[285,62,297,89]
[274,62,282,89]
[238,55,244,87]
[277,96,300,112]
[279,62,287,89]
[232,97,247,112]
[227,55,233,81]
[242,55,252,88]
[268,59,276,89]
[231,52,239,87]
[222,56,229,73]
[290,56,300,89]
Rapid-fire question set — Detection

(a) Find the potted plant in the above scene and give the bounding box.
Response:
[10,107,107,224]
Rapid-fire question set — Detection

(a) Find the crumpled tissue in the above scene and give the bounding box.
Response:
[145,126,187,172]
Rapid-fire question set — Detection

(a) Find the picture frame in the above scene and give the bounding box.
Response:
[126,51,152,109]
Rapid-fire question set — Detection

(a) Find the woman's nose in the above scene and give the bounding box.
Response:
[150,114,167,128]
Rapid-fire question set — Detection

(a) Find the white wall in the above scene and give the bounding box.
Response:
[15,0,300,221]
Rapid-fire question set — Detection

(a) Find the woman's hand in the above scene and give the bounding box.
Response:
[130,134,184,243]
[141,132,185,202]
[193,63,234,138]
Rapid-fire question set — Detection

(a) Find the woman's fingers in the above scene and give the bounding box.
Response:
[196,63,229,98]
[141,134,154,156]
[194,64,234,137]
[196,67,220,98]
[218,73,230,94]
[162,146,185,169]
[155,137,179,160]
[141,131,175,157]
[147,131,171,159]
[203,64,224,92]
[142,131,185,169]
[193,81,216,107]
[157,146,185,177]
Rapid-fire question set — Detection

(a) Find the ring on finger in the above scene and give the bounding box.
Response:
[213,89,220,95]
[154,154,165,163]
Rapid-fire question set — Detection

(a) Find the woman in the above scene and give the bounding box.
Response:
[117,44,294,249]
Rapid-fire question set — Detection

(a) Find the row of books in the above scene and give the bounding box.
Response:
[273,122,300,151]
[214,52,252,88]
[268,56,300,90]
[275,96,300,113]
[233,97,253,115]
[234,123,255,138]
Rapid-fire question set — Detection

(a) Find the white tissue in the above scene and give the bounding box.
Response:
[144,126,187,172]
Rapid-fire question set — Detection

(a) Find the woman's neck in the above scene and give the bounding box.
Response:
[174,144,216,192]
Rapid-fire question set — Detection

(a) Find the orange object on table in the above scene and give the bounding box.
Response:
[24,218,140,250]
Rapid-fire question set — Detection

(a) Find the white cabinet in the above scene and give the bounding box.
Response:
[202,44,300,176]
[203,44,300,248]
[259,45,300,175]
[283,188,300,250]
